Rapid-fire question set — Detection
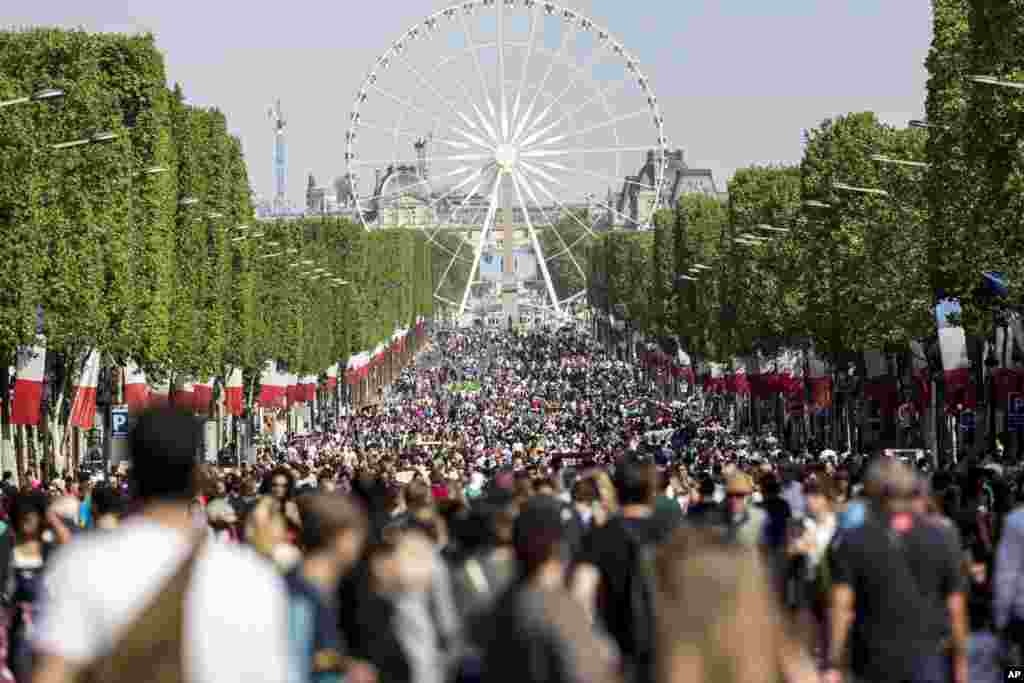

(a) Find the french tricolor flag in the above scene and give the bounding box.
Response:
[286,374,300,407]
[299,375,317,403]
[171,377,195,413]
[936,298,970,401]
[11,340,46,426]
[194,377,214,414]
[125,363,149,413]
[148,378,170,407]
[69,350,101,430]
[225,368,244,416]
[257,361,286,409]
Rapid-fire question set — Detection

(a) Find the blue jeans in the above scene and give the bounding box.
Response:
[911,653,950,683]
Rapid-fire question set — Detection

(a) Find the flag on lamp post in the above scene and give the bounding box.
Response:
[171,378,195,413]
[69,350,101,429]
[148,378,170,407]
[194,378,214,415]
[257,361,286,409]
[225,368,244,416]
[125,363,149,413]
[301,375,317,403]
[11,339,46,426]
[285,374,300,407]
[936,298,971,409]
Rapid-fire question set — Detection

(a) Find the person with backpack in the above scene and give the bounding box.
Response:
[826,458,968,683]
[573,459,669,683]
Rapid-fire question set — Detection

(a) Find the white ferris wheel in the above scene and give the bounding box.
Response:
[345,0,668,320]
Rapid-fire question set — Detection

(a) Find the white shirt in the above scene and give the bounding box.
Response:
[34,519,292,683]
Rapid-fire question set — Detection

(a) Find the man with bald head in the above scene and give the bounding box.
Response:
[825,458,967,683]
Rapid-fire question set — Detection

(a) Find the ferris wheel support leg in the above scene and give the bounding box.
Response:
[458,170,504,318]
[511,171,561,316]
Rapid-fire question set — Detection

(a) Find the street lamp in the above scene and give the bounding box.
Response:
[757,224,790,234]
[968,74,1024,91]
[144,166,168,175]
[51,130,119,150]
[0,87,65,109]
[803,199,832,210]
[871,154,930,170]
[179,197,199,206]
[833,181,890,198]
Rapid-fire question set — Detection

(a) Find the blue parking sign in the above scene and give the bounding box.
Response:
[1010,393,1024,430]
[111,405,130,439]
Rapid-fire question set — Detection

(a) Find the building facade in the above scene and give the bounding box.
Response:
[606,149,719,229]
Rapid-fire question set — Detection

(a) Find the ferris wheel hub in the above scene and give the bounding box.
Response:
[494,144,519,171]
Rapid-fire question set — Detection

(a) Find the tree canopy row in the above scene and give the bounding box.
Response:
[0,29,434,462]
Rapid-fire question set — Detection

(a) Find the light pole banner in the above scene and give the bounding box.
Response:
[125,363,149,413]
[935,298,971,405]
[69,350,101,430]
[11,338,46,426]
[225,368,244,416]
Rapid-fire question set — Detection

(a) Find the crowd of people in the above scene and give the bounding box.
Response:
[0,324,1020,682]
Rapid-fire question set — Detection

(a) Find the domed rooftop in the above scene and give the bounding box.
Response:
[374,164,430,208]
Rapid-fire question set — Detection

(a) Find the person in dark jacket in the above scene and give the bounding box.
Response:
[758,473,792,552]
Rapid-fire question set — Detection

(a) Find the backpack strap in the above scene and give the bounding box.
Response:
[75,531,207,683]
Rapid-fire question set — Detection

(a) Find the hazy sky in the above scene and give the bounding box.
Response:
[6,0,930,206]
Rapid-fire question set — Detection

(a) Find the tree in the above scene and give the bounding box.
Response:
[726,166,802,354]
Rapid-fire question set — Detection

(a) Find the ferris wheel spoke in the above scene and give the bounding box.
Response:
[467,101,499,145]
[395,55,491,143]
[497,0,509,141]
[510,171,561,314]
[524,45,608,140]
[451,125,494,151]
[457,11,498,125]
[525,109,652,149]
[511,18,574,144]
[350,152,491,168]
[519,144,657,160]
[428,167,494,239]
[516,162,598,239]
[541,77,633,143]
[359,164,477,205]
[459,170,504,317]
[356,120,474,150]
[523,159,639,228]
[428,166,490,211]
[433,240,474,265]
[434,232,469,296]
[544,231,590,261]
[366,85,439,129]
[515,171,587,281]
[540,161,656,191]
[510,2,540,140]
[434,293,460,308]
